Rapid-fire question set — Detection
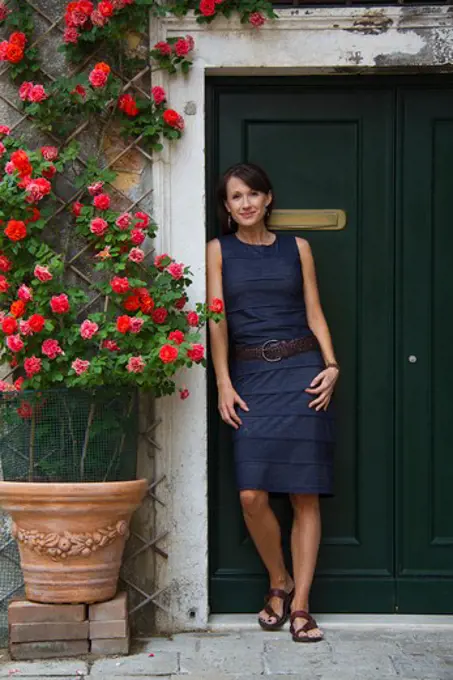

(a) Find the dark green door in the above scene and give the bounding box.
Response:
[207,78,453,614]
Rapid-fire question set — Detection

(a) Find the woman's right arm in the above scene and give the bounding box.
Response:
[206,239,249,429]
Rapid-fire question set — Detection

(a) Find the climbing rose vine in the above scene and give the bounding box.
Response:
[0,133,224,398]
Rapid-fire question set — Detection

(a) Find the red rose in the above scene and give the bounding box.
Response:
[187,311,199,327]
[9,32,27,48]
[5,220,26,241]
[152,307,168,324]
[154,41,171,56]
[42,164,56,180]
[163,109,184,130]
[5,43,23,64]
[28,314,45,332]
[98,0,114,15]
[0,254,12,272]
[50,293,70,314]
[151,86,166,106]
[123,295,140,312]
[168,330,184,345]
[134,211,150,229]
[10,300,26,318]
[93,193,110,210]
[159,344,178,364]
[110,276,130,294]
[2,316,18,335]
[26,207,41,223]
[175,295,187,310]
[89,68,108,88]
[187,343,205,362]
[72,201,83,216]
[140,294,154,314]
[10,150,32,177]
[174,38,190,57]
[93,61,111,74]
[118,94,139,117]
[0,275,9,293]
[209,297,224,313]
[130,228,145,245]
[199,0,215,15]
[116,315,131,333]
[72,84,86,98]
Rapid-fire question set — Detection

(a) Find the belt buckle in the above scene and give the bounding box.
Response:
[261,339,282,362]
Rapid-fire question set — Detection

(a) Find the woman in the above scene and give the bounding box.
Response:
[206,163,339,643]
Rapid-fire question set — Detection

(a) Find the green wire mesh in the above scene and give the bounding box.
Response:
[0,388,139,483]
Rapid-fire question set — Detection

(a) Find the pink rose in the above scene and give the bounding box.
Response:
[0,142,5,155]
[42,338,63,359]
[24,356,42,377]
[127,355,145,373]
[0,255,11,272]
[90,9,107,26]
[80,319,99,339]
[93,193,110,210]
[166,262,184,280]
[186,35,195,51]
[64,26,79,43]
[179,387,190,400]
[19,320,33,336]
[249,11,265,27]
[90,217,109,236]
[102,339,120,351]
[0,125,11,136]
[19,81,33,101]
[89,68,108,88]
[6,334,24,352]
[151,86,166,106]
[115,212,132,230]
[18,285,33,302]
[5,161,14,175]
[0,3,11,21]
[88,181,104,195]
[34,265,52,282]
[130,228,145,245]
[154,41,171,56]
[41,146,58,161]
[169,330,184,345]
[129,317,144,334]
[72,358,90,375]
[30,84,48,103]
[128,248,145,263]
[72,201,83,216]
[50,294,70,314]
[26,178,51,202]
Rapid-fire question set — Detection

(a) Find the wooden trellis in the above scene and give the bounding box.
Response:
[0,0,169,638]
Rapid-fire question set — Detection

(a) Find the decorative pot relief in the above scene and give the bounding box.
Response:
[12,520,129,561]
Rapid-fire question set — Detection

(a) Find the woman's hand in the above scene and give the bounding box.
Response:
[305,367,339,411]
[218,383,249,429]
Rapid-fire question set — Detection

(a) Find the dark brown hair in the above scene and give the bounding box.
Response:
[216,163,274,234]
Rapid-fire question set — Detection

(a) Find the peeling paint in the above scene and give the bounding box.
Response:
[345,11,394,35]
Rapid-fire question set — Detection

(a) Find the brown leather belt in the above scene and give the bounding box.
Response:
[234,335,319,362]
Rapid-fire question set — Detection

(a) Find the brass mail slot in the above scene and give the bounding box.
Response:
[269,209,346,231]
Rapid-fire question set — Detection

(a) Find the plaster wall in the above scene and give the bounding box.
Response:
[150,6,453,632]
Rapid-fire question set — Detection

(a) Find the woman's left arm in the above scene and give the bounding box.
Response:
[296,237,339,411]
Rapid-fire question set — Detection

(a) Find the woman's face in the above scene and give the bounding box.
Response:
[225,176,271,229]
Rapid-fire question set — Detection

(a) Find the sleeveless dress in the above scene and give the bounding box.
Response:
[220,232,334,496]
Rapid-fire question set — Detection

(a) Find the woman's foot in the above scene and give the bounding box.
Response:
[258,575,294,627]
[290,607,324,642]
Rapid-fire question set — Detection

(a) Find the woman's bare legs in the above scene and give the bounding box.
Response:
[240,489,294,625]
[289,493,323,639]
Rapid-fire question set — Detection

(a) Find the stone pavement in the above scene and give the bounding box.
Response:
[0,626,452,679]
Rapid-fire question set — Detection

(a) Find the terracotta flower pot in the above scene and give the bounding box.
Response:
[0,479,147,604]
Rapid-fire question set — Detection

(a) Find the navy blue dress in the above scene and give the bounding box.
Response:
[220,232,334,496]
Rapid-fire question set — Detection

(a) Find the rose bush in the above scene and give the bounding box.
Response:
[0,131,223,399]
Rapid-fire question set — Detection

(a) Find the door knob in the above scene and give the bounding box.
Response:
[408,355,417,363]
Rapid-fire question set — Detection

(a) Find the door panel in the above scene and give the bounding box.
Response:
[207,83,395,613]
[398,90,453,612]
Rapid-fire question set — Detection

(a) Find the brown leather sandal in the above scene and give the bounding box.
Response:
[258,588,295,631]
[290,610,324,643]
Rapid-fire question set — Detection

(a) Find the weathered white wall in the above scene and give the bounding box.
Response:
[151,6,453,632]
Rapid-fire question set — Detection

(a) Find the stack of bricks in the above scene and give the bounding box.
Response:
[89,591,130,655]
[8,592,129,660]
